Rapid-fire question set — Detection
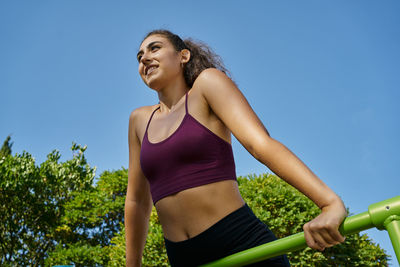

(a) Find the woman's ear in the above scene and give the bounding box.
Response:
[180,49,191,64]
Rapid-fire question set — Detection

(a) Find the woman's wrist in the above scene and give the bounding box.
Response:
[320,196,347,219]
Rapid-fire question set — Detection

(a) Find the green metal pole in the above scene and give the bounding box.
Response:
[200,212,373,267]
[368,196,400,265]
[200,233,306,267]
[384,216,400,265]
[338,211,373,235]
[201,196,400,267]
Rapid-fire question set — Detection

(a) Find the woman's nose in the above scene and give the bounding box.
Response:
[140,52,151,64]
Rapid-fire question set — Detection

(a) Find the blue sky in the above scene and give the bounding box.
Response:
[1,0,399,265]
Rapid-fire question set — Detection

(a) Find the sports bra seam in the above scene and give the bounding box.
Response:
[143,92,230,146]
[145,113,189,145]
[144,114,231,146]
[187,115,231,146]
[152,176,237,204]
[144,106,160,133]
[144,92,187,144]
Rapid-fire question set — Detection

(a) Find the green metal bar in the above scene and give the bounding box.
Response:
[369,196,400,230]
[338,210,373,235]
[201,195,400,267]
[385,216,400,263]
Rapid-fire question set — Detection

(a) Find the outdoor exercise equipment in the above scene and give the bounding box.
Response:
[201,195,400,267]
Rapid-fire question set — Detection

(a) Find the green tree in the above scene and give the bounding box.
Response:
[0,135,13,158]
[45,169,128,267]
[0,143,95,266]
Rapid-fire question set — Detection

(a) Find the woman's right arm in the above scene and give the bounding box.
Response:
[125,109,153,267]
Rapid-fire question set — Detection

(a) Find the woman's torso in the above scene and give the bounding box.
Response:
[137,87,245,242]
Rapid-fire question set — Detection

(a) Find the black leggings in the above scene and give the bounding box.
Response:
[164,204,290,267]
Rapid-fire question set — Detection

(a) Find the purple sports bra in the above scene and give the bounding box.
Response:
[140,92,237,204]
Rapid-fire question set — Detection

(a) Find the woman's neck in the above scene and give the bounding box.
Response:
[157,79,189,113]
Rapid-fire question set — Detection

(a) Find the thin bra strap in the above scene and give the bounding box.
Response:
[185,92,188,114]
[145,106,160,134]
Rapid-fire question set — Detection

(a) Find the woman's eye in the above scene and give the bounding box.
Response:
[137,45,160,62]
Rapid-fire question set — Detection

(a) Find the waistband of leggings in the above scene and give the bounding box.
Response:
[164,203,253,245]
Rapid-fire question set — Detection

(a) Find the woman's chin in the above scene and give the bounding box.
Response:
[147,81,162,91]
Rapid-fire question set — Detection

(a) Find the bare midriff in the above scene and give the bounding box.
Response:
[155,180,245,242]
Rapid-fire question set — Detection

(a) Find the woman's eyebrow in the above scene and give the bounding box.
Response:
[137,41,163,58]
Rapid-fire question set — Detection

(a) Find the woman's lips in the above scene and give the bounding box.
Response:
[145,65,158,75]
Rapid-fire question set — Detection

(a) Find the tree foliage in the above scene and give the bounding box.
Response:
[0,142,95,266]
[0,135,13,158]
[44,169,128,266]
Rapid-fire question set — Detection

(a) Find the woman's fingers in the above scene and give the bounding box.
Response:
[303,215,346,251]
[303,199,347,251]
[303,226,325,251]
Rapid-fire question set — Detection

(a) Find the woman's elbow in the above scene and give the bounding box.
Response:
[246,137,274,163]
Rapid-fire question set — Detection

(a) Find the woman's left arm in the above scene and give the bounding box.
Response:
[195,68,347,251]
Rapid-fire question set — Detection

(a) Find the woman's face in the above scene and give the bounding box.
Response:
[137,35,183,90]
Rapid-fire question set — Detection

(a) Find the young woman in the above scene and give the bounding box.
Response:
[125,29,347,267]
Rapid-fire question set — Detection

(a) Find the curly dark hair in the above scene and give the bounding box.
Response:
[141,29,229,88]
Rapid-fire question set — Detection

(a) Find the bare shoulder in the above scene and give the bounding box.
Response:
[129,105,155,122]
[129,105,159,140]
[196,67,227,80]
[192,68,239,104]
[193,68,233,91]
